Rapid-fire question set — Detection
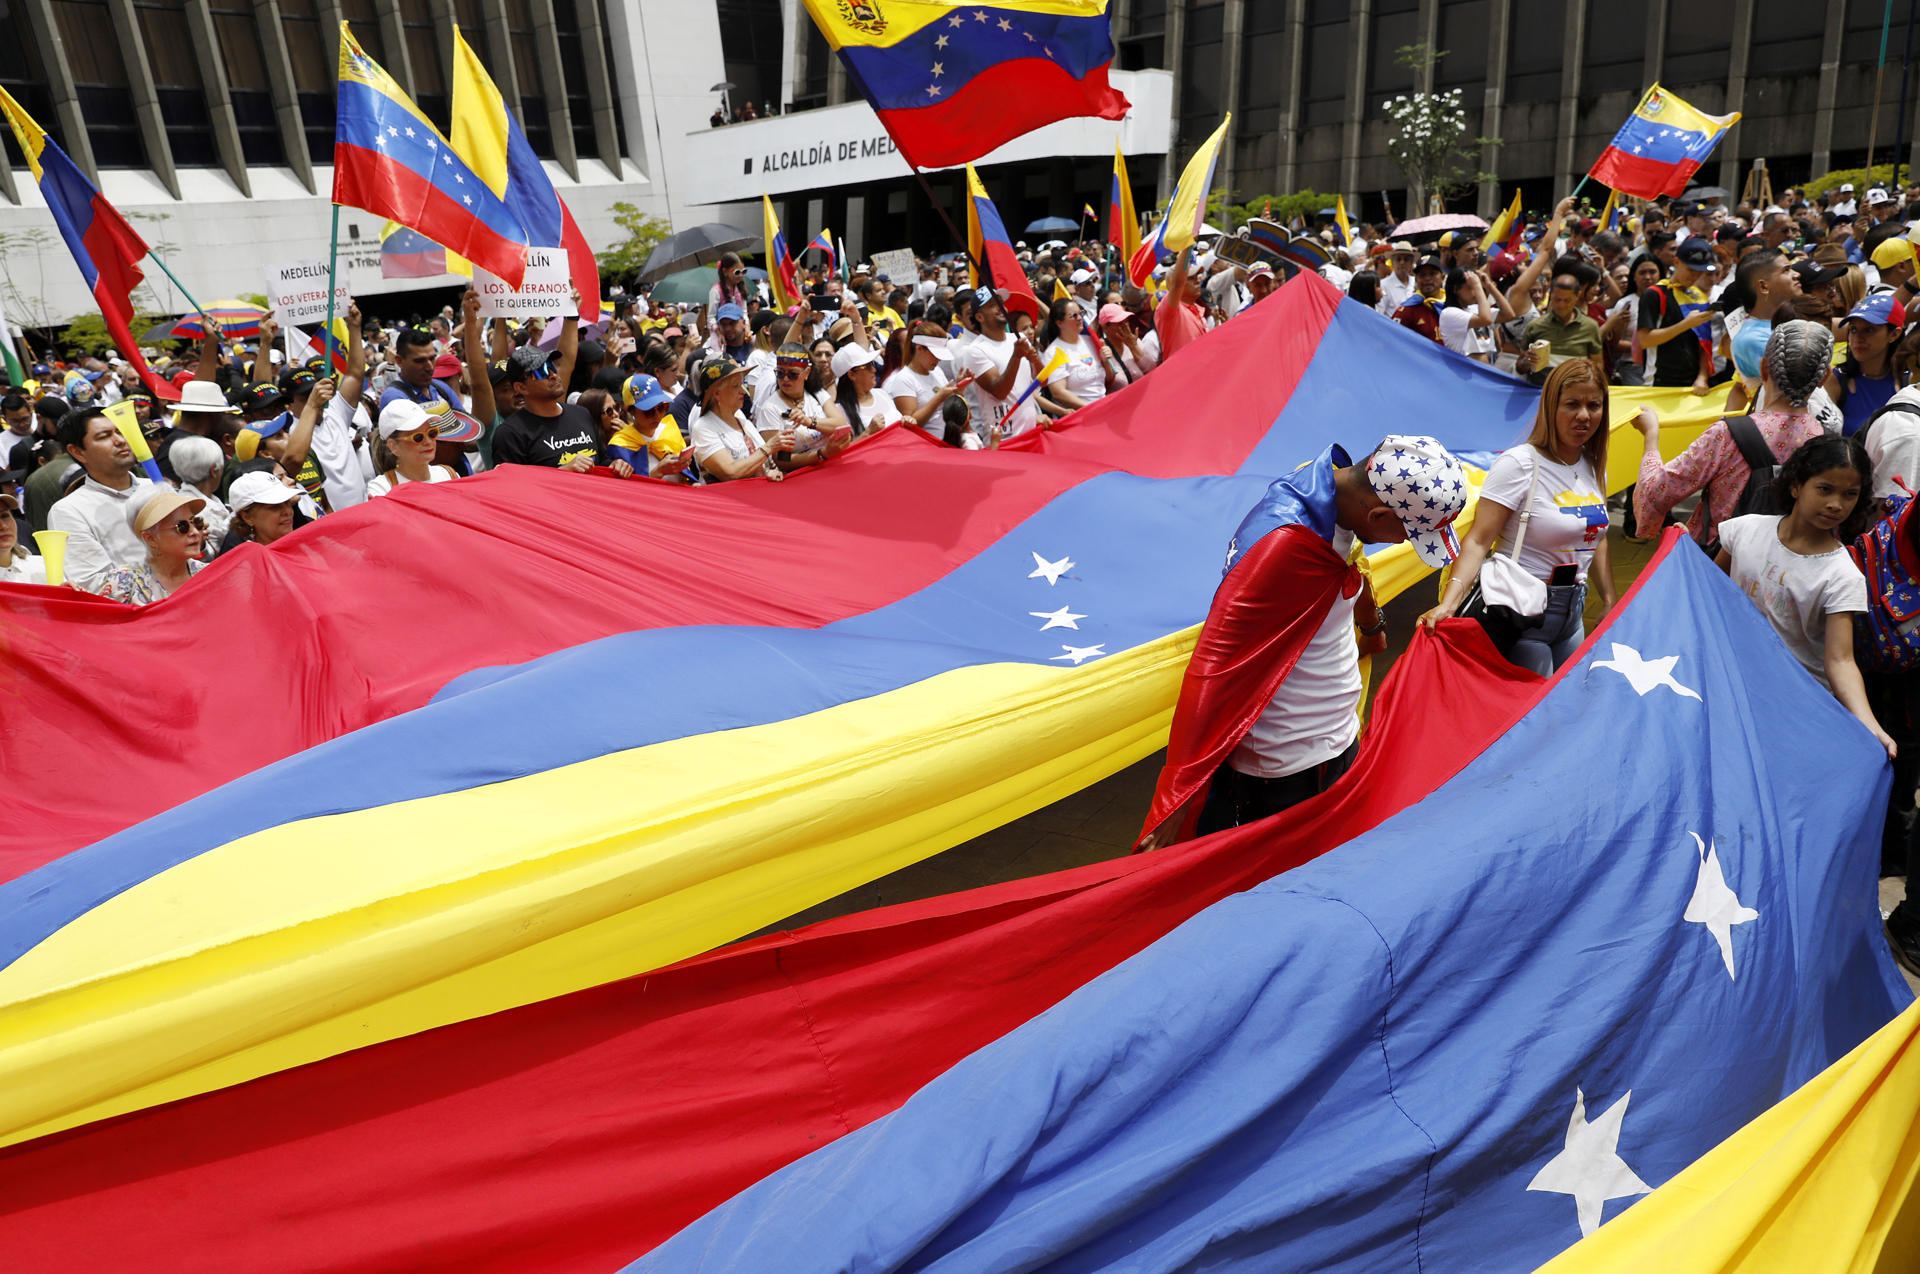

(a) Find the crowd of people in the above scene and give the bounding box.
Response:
[6,181,1920,971]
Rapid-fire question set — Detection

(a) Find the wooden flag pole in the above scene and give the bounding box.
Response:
[321,203,342,368]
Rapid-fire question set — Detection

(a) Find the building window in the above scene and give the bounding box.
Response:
[1663,0,1730,85]
[1300,0,1348,129]
[716,0,781,116]
[1504,0,1562,103]
[399,0,448,123]
[51,0,147,167]
[278,0,333,160]
[795,19,828,109]
[0,0,57,170]
[209,0,285,166]
[504,0,554,158]
[1120,0,1165,70]
[1434,0,1488,91]
[1749,0,1828,78]
[1581,0,1646,96]
[1238,0,1287,132]
[133,0,220,167]
[554,0,601,153]
[1179,3,1223,140]
[1368,0,1420,120]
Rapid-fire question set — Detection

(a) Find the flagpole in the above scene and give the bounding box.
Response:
[144,251,216,330]
[322,203,341,369]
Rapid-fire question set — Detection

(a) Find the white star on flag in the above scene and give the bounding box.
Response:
[1028,551,1073,585]
[374,133,388,146]
[1684,832,1758,979]
[935,33,949,47]
[931,61,944,77]
[997,16,1012,29]
[387,126,399,137]
[1527,1088,1653,1237]
[973,7,988,19]
[1593,643,1701,701]
[463,195,473,205]
[405,126,416,138]
[1029,605,1085,631]
[1051,644,1105,664]
[947,12,963,25]
[926,84,942,97]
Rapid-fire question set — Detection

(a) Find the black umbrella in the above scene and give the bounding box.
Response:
[637,223,762,283]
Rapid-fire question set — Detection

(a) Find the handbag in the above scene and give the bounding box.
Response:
[1463,447,1548,639]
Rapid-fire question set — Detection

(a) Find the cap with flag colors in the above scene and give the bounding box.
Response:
[1109,140,1141,268]
[761,195,801,313]
[0,87,178,402]
[447,26,597,320]
[799,0,1129,170]
[965,163,1040,320]
[380,221,471,280]
[332,24,532,288]
[1587,84,1740,199]
[1131,114,1230,284]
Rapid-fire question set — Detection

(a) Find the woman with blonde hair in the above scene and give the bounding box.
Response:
[1833,264,1867,320]
[1419,359,1617,672]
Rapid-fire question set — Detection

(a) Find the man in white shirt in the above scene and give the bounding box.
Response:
[1318,246,1354,292]
[958,287,1041,438]
[1205,261,1252,321]
[1377,242,1419,315]
[46,406,154,593]
[1070,267,1101,326]
[1833,183,1858,219]
[0,392,34,472]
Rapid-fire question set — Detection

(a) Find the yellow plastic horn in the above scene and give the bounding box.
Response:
[1036,347,1072,382]
[31,530,67,587]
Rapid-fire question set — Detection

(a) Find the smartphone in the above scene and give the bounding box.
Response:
[829,425,853,445]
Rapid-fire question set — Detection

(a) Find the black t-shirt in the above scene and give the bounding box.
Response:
[1637,284,1710,388]
[492,403,605,468]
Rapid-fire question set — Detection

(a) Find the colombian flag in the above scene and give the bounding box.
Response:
[801,0,1129,169]
[1130,115,1229,285]
[1481,188,1522,254]
[0,279,1903,1270]
[1108,140,1140,267]
[762,195,801,312]
[802,228,835,278]
[332,24,532,286]
[449,26,598,321]
[966,162,1040,319]
[1587,83,1740,200]
[0,88,177,402]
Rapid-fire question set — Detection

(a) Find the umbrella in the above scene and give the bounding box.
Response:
[710,82,736,93]
[1388,212,1489,242]
[140,318,184,343]
[648,265,768,306]
[1025,216,1079,234]
[1682,186,1731,202]
[637,223,761,283]
[168,300,269,340]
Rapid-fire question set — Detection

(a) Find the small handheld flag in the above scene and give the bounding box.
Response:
[1587,84,1739,199]
[1480,189,1522,254]
[1131,114,1230,282]
[762,196,801,312]
[966,164,1041,320]
[1109,142,1141,271]
[1334,196,1353,248]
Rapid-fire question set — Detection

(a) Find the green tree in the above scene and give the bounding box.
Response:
[597,202,673,281]
[1382,44,1494,213]
[60,308,164,358]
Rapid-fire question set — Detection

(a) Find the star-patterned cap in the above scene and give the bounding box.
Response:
[1365,435,1467,567]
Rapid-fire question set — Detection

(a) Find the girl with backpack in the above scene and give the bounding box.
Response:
[1632,319,1833,551]
[1717,433,1894,759]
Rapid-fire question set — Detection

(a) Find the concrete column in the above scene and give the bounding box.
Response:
[13,0,86,192]
[372,0,413,91]
[1477,0,1511,217]
[778,0,799,111]
[1157,0,1186,206]
[1718,0,1756,193]
[827,51,849,106]
[315,0,344,78]
[569,0,624,171]
[183,0,253,195]
[252,0,316,193]
[1417,0,1439,93]
[1219,0,1247,199]
[105,0,181,198]
[1554,0,1588,200]
[1811,1,1845,176]
[1340,0,1371,208]
[1275,0,1304,196]
[528,0,578,176]
[478,0,521,103]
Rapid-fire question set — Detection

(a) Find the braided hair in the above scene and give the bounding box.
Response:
[1762,319,1834,409]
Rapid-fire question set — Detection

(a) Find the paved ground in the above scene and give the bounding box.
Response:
[764,526,1918,993]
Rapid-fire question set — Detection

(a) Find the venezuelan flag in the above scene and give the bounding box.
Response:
[448,27,598,321]
[1588,83,1740,200]
[379,221,472,279]
[0,88,177,403]
[802,228,834,275]
[1109,140,1140,266]
[762,195,801,311]
[802,0,1129,169]
[1481,188,1522,254]
[966,163,1040,318]
[332,24,533,287]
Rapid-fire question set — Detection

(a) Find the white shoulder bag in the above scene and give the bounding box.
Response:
[1476,447,1548,621]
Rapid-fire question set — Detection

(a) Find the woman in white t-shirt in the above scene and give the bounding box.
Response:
[750,344,851,470]
[1038,298,1118,411]
[1438,267,1508,363]
[366,399,461,497]
[689,358,793,482]
[831,342,903,436]
[884,322,972,433]
[1419,360,1618,672]
[1716,433,1894,756]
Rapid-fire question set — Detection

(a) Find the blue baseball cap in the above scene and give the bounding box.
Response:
[715,301,746,321]
[623,372,670,412]
[1847,293,1908,328]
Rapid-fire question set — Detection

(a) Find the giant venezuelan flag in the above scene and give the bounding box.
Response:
[1587,83,1740,200]
[448,26,597,320]
[332,24,532,286]
[0,88,176,402]
[0,530,1910,1271]
[803,0,1128,170]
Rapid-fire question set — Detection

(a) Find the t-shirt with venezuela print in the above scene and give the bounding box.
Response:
[491,402,606,469]
[1478,443,1608,585]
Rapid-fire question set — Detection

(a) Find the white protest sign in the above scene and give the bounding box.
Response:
[266,259,352,327]
[474,247,572,320]
[868,248,916,285]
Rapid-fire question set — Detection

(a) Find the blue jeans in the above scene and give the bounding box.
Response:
[1507,582,1587,675]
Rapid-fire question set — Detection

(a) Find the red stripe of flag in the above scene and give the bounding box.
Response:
[1587,147,1704,201]
[333,143,531,287]
[879,58,1127,171]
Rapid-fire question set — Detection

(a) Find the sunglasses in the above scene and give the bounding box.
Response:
[776,367,806,379]
[160,516,207,536]
[394,427,440,444]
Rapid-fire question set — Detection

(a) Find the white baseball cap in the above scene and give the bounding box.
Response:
[228,470,302,515]
[829,343,882,378]
[1840,182,1856,193]
[1069,267,1096,284]
[379,397,432,439]
[1365,435,1468,567]
[910,334,951,360]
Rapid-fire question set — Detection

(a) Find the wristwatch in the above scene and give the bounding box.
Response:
[1358,612,1388,636]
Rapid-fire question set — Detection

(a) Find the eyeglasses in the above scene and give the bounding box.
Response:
[161,517,207,536]
[394,427,440,444]
[776,368,805,379]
